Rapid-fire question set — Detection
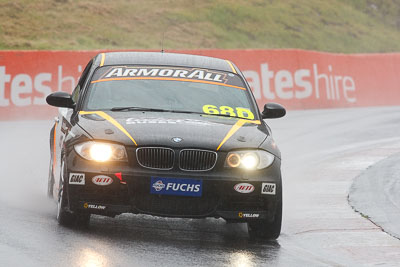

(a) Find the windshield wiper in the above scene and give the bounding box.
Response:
[111,107,167,112]
[110,106,245,119]
[111,106,202,115]
[201,112,243,120]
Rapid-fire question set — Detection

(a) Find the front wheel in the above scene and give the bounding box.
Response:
[247,200,282,240]
[56,176,76,226]
[56,159,91,227]
[56,185,91,227]
[56,160,76,226]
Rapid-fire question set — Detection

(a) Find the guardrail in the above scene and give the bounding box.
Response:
[0,49,398,120]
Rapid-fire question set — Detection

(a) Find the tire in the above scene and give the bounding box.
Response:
[56,160,76,226]
[248,181,283,240]
[247,199,282,240]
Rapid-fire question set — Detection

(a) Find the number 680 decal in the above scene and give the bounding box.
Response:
[202,105,255,119]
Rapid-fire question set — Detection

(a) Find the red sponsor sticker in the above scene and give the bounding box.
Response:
[92,175,113,186]
[234,183,254,193]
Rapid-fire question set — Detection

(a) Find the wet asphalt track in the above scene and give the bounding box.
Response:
[349,152,400,240]
[1,106,400,266]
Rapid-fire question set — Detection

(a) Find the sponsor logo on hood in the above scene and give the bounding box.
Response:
[234,183,255,193]
[125,118,220,126]
[92,175,113,186]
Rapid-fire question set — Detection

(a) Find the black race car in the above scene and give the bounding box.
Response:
[46,52,286,239]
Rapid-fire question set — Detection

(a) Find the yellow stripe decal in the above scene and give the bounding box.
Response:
[225,60,237,74]
[80,111,137,146]
[100,53,106,66]
[216,119,260,151]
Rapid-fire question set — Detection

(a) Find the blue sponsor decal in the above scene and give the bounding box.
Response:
[150,177,202,197]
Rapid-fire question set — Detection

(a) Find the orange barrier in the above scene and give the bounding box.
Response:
[0,49,399,120]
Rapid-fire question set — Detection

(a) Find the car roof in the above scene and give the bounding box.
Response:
[94,52,238,73]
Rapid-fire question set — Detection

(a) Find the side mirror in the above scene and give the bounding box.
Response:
[261,103,286,119]
[46,92,75,108]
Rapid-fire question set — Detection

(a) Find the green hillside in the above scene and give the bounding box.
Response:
[1,0,400,53]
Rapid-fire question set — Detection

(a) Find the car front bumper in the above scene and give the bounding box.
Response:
[66,150,282,222]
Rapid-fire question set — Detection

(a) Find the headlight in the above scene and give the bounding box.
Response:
[74,141,128,162]
[225,150,274,170]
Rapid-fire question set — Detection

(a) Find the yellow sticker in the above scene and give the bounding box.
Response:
[202,105,255,120]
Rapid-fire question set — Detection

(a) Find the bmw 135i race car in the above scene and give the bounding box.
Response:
[46,52,286,239]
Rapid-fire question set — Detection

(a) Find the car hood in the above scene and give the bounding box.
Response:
[77,111,268,151]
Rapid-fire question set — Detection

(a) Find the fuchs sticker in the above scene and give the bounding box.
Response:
[234,183,254,193]
[69,173,85,185]
[261,183,276,195]
[92,175,113,186]
[152,180,165,192]
[150,177,202,197]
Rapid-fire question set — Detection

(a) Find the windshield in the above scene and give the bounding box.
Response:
[83,65,257,120]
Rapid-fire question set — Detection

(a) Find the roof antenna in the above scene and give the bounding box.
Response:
[161,32,165,53]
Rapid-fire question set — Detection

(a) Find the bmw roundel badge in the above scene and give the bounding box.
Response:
[172,137,183,143]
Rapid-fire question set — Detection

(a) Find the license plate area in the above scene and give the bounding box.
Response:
[150,177,203,197]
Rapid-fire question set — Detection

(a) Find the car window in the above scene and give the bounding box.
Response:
[83,65,257,120]
[72,59,93,104]
[71,85,80,103]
